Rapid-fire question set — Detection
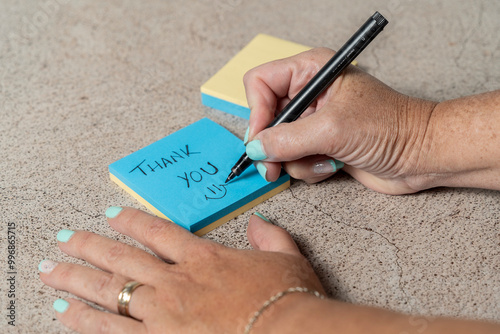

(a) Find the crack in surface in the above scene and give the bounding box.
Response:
[68,203,104,219]
[289,187,412,311]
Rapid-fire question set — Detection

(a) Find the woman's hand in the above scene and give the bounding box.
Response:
[243,48,438,195]
[39,207,324,334]
[39,206,500,333]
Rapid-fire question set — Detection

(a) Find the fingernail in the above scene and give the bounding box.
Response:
[246,140,267,160]
[253,212,271,222]
[105,206,123,218]
[243,127,250,145]
[256,162,268,182]
[53,299,69,313]
[57,230,75,243]
[38,260,58,273]
[313,159,344,174]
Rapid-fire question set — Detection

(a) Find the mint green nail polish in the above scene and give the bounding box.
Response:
[243,127,250,145]
[334,159,344,170]
[246,140,267,160]
[105,206,123,218]
[254,212,271,222]
[256,162,268,182]
[56,230,75,243]
[53,299,69,313]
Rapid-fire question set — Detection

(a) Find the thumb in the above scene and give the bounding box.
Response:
[246,111,332,163]
[247,213,301,256]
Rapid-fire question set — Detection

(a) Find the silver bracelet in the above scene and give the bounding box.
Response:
[244,287,325,334]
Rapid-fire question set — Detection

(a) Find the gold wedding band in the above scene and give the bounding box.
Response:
[117,281,144,318]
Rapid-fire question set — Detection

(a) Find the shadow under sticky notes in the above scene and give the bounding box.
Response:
[109,118,290,236]
[201,34,311,119]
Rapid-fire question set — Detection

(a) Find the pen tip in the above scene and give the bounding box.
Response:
[225,172,235,183]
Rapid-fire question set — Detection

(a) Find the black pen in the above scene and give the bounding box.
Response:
[226,12,388,183]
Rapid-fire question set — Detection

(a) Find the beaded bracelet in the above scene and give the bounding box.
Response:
[244,287,325,334]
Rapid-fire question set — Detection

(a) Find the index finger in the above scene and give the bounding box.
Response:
[243,48,334,142]
[244,59,291,140]
[106,207,198,263]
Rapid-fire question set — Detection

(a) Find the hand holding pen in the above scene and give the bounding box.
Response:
[242,46,500,194]
[226,12,388,183]
[228,11,436,195]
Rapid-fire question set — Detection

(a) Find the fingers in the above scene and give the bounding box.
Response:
[283,156,344,183]
[39,260,155,321]
[246,111,335,163]
[244,59,293,141]
[53,298,145,334]
[106,206,198,262]
[247,214,326,295]
[252,152,345,184]
[56,229,168,285]
[243,48,342,183]
[244,48,334,142]
[253,161,283,182]
[247,213,301,256]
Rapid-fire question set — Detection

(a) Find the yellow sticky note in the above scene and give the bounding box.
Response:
[201,34,311,119]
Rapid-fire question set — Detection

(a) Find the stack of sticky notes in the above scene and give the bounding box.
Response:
[201,34,311,119]
[109,118,290,236]
[109,34,326,235]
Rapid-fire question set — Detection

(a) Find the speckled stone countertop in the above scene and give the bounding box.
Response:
[1,0,499,332]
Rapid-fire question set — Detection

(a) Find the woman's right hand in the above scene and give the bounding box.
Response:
[243,47,438,195]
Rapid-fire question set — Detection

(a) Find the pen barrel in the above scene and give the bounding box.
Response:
[230,153,253,176]
[268,12,388,127]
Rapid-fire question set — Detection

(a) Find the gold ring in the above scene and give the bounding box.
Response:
[117,281,144,318]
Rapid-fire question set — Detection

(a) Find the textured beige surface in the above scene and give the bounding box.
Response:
[1,0,499,333]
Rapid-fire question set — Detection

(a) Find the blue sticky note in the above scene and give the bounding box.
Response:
[109,118,290,235]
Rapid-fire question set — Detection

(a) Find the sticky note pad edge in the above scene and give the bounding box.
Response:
[201,34,311,118]
[193,178,290,236]
[201,93,251,120]
[109,172,171,221]
[190,172,290,233]
[109,172,290,236]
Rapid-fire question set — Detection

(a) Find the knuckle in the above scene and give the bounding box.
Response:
[193,242,221,261]
[242,69,255,85]
[94,274,114,300]
[66,305,89,332]
[320,117,339,154]
[142,218,170,245]
[243,65,264,86]
[104,243,127,264]
[309,47,335,63]
[315,46,334,55]
[73,231,96,254]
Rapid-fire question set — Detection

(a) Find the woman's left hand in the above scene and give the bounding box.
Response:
[39,207,324,334]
